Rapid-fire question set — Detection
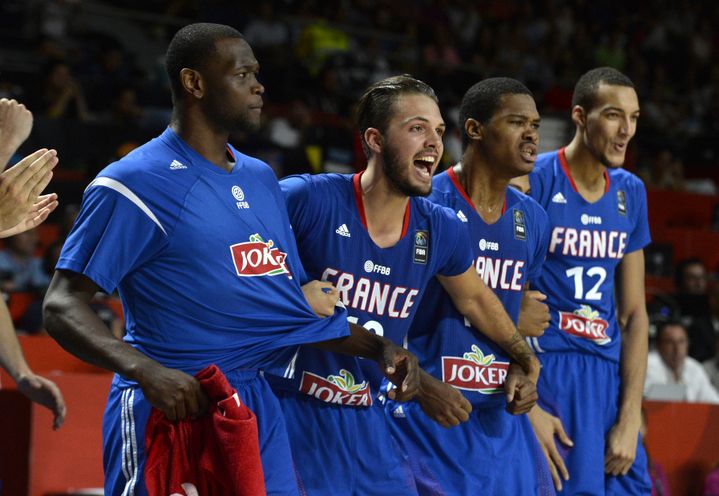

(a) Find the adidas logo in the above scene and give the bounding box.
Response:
[335,224,351,237]
[392,405,406,418]
[456,210,468,223]
[552,192,567,204]
[170,159,187,170]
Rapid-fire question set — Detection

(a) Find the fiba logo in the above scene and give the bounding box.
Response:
[364,259,391,275]
[232,185,250,209]
[414,231,428,246]
[232,185,245,201]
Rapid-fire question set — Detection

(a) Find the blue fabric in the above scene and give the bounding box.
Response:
[537,352,651,495]
[276,391,417,496]
[103,370,300,496]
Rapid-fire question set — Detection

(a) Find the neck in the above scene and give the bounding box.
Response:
[170,109,233,172]
[457,147,508,222]
[564,132,607,192]
[360,160,410,248]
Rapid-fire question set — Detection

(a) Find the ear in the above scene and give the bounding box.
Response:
[180,68,204,99]
[571,105,586,129]
[464,118,483,143]
[364,128,383,155]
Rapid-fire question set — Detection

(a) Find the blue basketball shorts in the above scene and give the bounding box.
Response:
[103,369,299,496]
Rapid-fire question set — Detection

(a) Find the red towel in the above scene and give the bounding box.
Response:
[144,365,266,495]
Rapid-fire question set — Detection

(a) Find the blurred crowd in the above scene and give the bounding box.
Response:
[0,0,717,188]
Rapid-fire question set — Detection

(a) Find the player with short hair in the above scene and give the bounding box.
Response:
[386,77,554,495]
[43,23,417,496]
[516,67,652,494]
[273,74,541,495]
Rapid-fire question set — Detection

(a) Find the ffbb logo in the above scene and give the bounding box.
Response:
[300,369,373,407]
[559,305,611,345]
[230,233,291,278]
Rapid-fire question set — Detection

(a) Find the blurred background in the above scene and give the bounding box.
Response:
[0,1,718,495]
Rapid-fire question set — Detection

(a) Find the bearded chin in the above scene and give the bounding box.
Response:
[381,146,431,197]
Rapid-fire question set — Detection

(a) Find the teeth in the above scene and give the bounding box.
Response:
[416,156,435,163]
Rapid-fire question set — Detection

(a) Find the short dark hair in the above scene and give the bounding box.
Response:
[655,320,687,342]
[571,67,635,112]
[165,23,244,102]
[674,257,706,288]
[458,77,533,150]
[356,75,438,158]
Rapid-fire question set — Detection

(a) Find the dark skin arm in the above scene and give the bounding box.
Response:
[43,270,209,421]
[311,323,419,401]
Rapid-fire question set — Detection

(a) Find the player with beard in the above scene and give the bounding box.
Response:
[270,75,541,495]
[385,78,554,495]
[514,67,652,494]
[43,24,420,495]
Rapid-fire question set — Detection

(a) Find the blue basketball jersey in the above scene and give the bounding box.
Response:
[406,168,550,407]
[271,172,473,407]
[57,128,350,377]
[527,148,651,362]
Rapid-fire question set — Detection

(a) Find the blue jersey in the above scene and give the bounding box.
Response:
[528,148,651,362]
[407,168,550,407]
[57,128,349,377]
[272,172,473,407]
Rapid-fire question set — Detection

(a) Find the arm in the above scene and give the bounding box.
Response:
[311,322,419,401]
[43,270,208,421]
[605,249,648,476]
[437,267,541,383]
[0,98,33,167]
[0,297,66,429]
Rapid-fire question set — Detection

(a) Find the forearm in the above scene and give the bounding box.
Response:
[310,323,386,363]
[616,309,648,429]
[461,292,540,381]
[0,300,32,380]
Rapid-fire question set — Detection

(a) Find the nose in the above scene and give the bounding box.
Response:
[618,116,632,137]
[426,128,443,150]
[254,80,265,95]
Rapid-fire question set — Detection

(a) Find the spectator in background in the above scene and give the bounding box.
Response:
[0,229,50,294]
[703,284,719,389]
[674,258,717,362]
[645,321,719,403]
[39,60,89,121]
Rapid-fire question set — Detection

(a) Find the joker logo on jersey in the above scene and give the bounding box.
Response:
[300,369,372,407]
[442,345,509,394]
[230,233,291,278]
[559,304,611,345]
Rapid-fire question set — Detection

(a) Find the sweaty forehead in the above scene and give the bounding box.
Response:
[390,93,443,124]
[593,83,639,112]
[213,37,257,69]
[494,93,539,118]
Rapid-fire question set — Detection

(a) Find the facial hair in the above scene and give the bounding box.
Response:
[381,141,431,197]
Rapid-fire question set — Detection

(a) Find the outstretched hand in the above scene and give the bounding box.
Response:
[0,149,59,234]
[380,341,419,402]
[17,373,67,430]
[136,363,209,422]
[416,370,471,427]
[528,405,573,491]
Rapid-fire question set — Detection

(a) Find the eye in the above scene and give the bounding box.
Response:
[606,112,620,119]
[411,124,423,132]
[531,123,540,130]
[436,128,445,137]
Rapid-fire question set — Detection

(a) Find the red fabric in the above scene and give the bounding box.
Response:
[144,365,266,495]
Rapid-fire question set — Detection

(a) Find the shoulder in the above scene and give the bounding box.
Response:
[532,150,560,176]
[415,196,463,231]
[508,186,547,221]
[608,167,647,195]
[280,172,351,197]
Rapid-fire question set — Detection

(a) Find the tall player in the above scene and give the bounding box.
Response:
[273,75,541,495]
[42,24,418,496]
[386,78,554,495]
[516,67,651,494]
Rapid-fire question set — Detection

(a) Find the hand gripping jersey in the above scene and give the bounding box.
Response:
[57,128,349,376]
[406,168,550,407]
[272,172,473,406]
[528,148,651,362]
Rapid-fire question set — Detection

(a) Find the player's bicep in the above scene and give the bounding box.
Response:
[437,267,490,315]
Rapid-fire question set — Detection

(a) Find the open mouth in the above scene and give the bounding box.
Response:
[413,155,435,179]
[519,143,537,162]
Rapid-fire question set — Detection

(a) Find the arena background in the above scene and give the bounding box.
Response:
[0,1,717,494]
